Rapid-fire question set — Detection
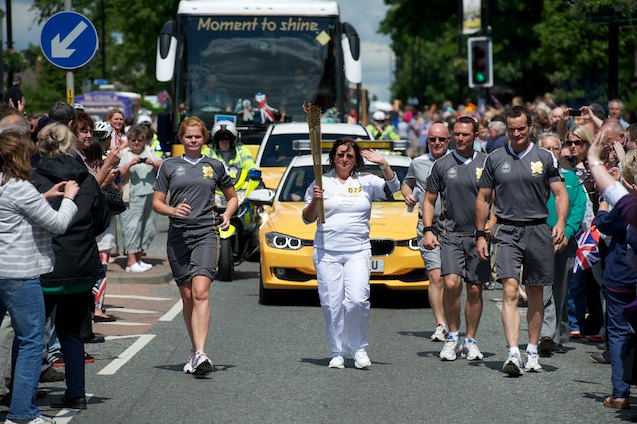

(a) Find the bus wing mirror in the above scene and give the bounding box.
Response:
[341,22,361,84]
[156,21,177,82]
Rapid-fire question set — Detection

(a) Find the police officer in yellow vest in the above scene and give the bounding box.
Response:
[209,120,256,184]
[367,110,400,141]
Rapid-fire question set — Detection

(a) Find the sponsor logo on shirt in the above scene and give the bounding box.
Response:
[175,165,186,176]
[530,161,543,176]
[475,167,483,180]
[202,165,214,179]
[447,167,458,179]
[501,162,511,174]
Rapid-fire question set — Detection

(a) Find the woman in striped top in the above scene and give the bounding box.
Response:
[0,131,79,424]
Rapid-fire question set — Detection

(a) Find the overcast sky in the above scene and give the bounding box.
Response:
[9,0,392,101]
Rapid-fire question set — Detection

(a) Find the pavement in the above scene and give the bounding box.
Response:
[106,214,171,285]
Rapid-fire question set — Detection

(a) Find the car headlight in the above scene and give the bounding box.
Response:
[265,232,303,250]
[408,237,419,251]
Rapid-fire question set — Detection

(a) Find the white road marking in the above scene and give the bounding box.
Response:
[105,334,148,340]
[158,300,183,322]
[95,322,150,326]
[108,307,159,314]
[107,294,173,301]
[52,394,93,423]
[97,334,156,375]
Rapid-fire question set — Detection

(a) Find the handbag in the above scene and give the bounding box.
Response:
[101,184,127,215]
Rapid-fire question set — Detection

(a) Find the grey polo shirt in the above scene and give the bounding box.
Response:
[405,152,447,232]
[154,156,232,230]
[426,151,487,234]
[479,144,562,221]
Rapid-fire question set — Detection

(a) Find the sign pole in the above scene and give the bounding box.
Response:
[65,0,74,105]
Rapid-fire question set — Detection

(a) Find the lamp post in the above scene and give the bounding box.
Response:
[0,8,4,99]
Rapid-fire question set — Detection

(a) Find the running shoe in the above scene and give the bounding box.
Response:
[354,349,371,369]
[48,351,64,367]
[137,260,152,270]
[501,352,523,376]
[191,351,213,375]
[328,355,345,369]
[524,352,542,372]
[462,339,484,360]
[183,350,195,374]
[430,324,448,342]
[440,336,460,361]
[125,262,147,273]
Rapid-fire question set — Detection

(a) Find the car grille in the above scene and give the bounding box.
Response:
[370,239,395,256]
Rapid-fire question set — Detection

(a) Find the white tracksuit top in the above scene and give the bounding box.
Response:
[304,169,399,251]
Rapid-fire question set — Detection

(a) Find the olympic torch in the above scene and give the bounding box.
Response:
[304,103,325,223]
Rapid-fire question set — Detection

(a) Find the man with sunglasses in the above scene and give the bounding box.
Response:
[475,106,568,376]
[402,123,450,342]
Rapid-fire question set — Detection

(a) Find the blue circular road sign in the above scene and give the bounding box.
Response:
[40,11,99,70]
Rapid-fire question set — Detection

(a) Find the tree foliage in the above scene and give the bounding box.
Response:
[28,0,175,106]
[381,0,637,110]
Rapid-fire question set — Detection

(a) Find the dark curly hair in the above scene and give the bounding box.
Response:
[328,138,364,173]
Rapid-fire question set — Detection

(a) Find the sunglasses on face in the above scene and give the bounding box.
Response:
[429,137,449,143]
[564,139,585,147]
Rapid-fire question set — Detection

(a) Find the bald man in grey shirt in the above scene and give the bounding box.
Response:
[402,123,450,342]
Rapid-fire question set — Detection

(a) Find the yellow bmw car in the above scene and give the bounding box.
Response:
[248,153,429,304]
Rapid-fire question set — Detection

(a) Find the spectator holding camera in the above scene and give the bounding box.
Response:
[118,125,162,272]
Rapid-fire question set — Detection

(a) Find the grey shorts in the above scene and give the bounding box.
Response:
[439,232,490,284]
[417,233,441,271]
[167,226,220,286]
[492,222,554,286]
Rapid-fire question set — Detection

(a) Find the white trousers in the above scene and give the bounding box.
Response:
[313,248,371,357]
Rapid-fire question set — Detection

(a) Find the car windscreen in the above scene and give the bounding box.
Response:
[279,164,408,202]
[260,132,372,168]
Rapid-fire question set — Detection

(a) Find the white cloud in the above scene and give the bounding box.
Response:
[7,0,43,50]
[338,0,391,101]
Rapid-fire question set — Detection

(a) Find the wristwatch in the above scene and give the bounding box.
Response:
[475,230,487,241]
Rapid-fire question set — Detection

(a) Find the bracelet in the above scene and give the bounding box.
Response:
[475,230,487,240]
[379,162,389,170]
[590,160,605,167]
[423,226,435,234]
[63,196,73,200]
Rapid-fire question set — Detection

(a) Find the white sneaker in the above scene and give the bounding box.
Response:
[6,415,56,424]
[431,324,448,342]
[191,351,213,375]
[137,260,152,270]
[328,355,345,369]
[125,262,146,273]
[462,339,484,360]
[183,350,195,374]
[502,352,524,376]
[524,352,542,372]
[439,337,460,361]
[354,349,371,369]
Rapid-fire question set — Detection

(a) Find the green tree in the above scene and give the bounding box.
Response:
[31,0,175,93]
[381,0,637,111]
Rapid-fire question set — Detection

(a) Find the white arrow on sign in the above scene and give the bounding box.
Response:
[51,20,88,58]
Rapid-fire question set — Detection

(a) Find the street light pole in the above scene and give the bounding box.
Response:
[5,0,12,92]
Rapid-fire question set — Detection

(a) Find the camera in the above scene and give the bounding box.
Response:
[569,109,582,117]
[139,157,147,164]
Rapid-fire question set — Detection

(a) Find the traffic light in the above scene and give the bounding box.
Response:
[468,36,493,88]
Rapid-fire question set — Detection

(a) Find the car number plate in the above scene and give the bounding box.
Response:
[371,259,384,273]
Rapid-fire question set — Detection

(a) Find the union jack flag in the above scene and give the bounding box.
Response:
[573,224,601,273]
